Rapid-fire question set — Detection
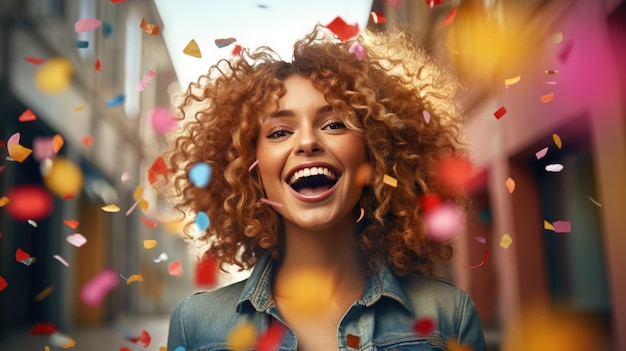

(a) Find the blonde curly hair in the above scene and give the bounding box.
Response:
[155,25,468,277]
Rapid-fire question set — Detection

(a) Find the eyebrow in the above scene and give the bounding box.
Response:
[262,104,333,123]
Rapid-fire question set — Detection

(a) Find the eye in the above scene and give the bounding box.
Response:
[266,127,291,139]
[323,121,347,130]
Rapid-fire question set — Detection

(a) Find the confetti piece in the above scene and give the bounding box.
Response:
[248,159,259,172]
[5,185,53,221]
[194,212,210,232]
[0,196,8,207]
[138,199,149,213]
[105,93,125,107]
[153,252,168,263]
[41,157,84,198]
[423,110,431,124]
[121,171,130,183]
[189,162,212,187]
[75,18,102,33]
[493,106,507,119]
[552,32,564,44]
[552,133,562,149]
[149,107,177,134]
[63,220,79,229]
[0,276,7,291]
[147,156,168,185]
[126,274,143,285]
[356,208,364,223]
[18,109,37,122]
[8,143,33,162]
[132,185,144,200]
[140,330,151,348]
[168,260,183,277]
[80,269,119,306]
[110,0,126,3]
[588,196,602,207]
[35,286,55,301]
[544,220,555,231]
[33,137,56,161]
[505,177,515,194]
[370,12,387,24]
[136,70,157,92]
[101,204,120,212]
[195,255,218,287]
[325,16,359,41]
[102,20,113,37]
[215,37,237,48]
[383,174,398,187]
[143,240,157,249]
[542,81,557,85]
[255,322,286,351]
[25,57,45,65]
[545,164,564,172]
[34,57,73,94]
[183,39,202,58]
[413,317,436,335]
[15,248,31,262]
[463,250,489,269]
[125,199,140,216]
[66,233,87,247]
[424,203,464,241]
[76,40,89,48]
[420,193,442,213]
[31,322,59,335]
[504,75,521,86]
[139,19,160,35]
[425,0,443,8]
[346,334,361,348]
[475,236,486,244]
[348,41,366,60]
[545,69,559,75]
[227,322,257,351]
[94,59,102,71]
[261,198,283,207]
[442,7,458,26]
[53,255,70,267]
[535,147,548,159]
[541,93,554,103]
[141,217,157,228]
[49,332,76,348]
[500,233,512,248]
[553,220,571,233]
[28,220,38,227]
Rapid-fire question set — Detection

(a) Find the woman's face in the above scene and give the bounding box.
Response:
[256,75,367,232]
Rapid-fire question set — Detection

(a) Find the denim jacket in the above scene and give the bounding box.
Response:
[167,254,486,350]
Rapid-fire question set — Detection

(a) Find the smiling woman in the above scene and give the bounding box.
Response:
[154,25,486,350]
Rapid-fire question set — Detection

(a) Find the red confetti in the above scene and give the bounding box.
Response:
[63,220,79,229]
[147,156,168,185]
[168,260,183,277]
[140,217,158,228]
[419,193,442,213]
[25,57,45,65]
[370,12,387,24]
[140,330,151,348]
[255,322,286,351]
[95,59,102,71]
[15,248,31,262]
[18,109,37,122]
[443,7,458,26]
[63,192,75,199]
[195,255,218,287]
[413,317,436,335]
[0,276,7,291]
[110,0,127,3]
[119,348,132,351]
[30,322,59,335]
[6,185,54,221]
[81,134,93,147]
[434,155,473,193]
[325,16,359,41]
[232,44,243,56]
[463,250,489,269]
[493,106,507,119]
[425,0,443,7]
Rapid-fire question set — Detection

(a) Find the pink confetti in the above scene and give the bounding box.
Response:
[474,236,486,244]
[149,107,177,134]
[168,260,183,277]
[348,41,366,60]
[424,203,464,241]
[553,220,571,233]
[120,171,130,183]
[53,255,70,267]
[535,147,548,159]
[66,233,87,247]
[136,70,157,92]
[33,137,56,161]
[80,269,119,306]
[75,18,102,33]
[423,110,431,124]
[261,198,283,207]
[248,159,259,172]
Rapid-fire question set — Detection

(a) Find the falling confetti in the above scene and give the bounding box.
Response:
[413,317,436,335]
[500,233,513,248]
[552,133,562,149]
[325,16,359,41]
[545,164,564,172]
[139,19,160,35]
[553,220,571,233]
[195,211,210,231]
[348,41,366,60]
[35,286,55,301]
[18,109,37,122]
[255,322,286,351]
[227,322,257,351]
[168,260,183,277]
[149,107,177,134]
[7,139,33,162]
[25,57,46,65]
[153,252,168,263]
[370,12,387,24]
[0,197,8,207]
[232,45,243,56]
[41,156,84,198]
[423,110,431,124]
[147,156,168,185]
[545,69,559,75]
[136,70,157,92]
[0,276,7,291]
[53,255,70,267]
[442,7,458,26]
[544,220,555,231]
[248,159,259,172]
[126,274,143,285]
[463,250,489,269]
[66,233,87,247]
[588,196,602,207]
[63,220,79,229]
[215,37,237,48]
[356,208,365,223]
[95,59,102,71]
[474,236,486,244]
[493,106,507,119]
[504,75,521,86]
[101,204,121,212]
[189,162,212,187]
[30,322,59,335]
[52,134,64,153]
[552,32,564,44]
[105,93,125,107]
[49,332,76,348]
[446,340,473,351]
[143,240,157,249]
[140,330,151,348]
[76,40,89,48]
[141,217,157,228]
[535,147,548,159]
[541,93,555,103]
[183,39,202,58]
[383,174,398,187]
[434,155,473,193]
[346,334,361,348]
[28,220,38,227]
[75,18,102,32]
[195,255,218,287]
[505,177,515,194]
[80,269,119,306]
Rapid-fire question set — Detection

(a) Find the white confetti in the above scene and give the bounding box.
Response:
[28,220,37,227]
[545,163,564,172]
[154,252,168,263]
[53,254,70,267]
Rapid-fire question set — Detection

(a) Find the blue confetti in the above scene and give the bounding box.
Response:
[102,20,113,38]
[174,347,186,351]
[76,40,89,48]
[195,212,209,232]
[105,93,125,107]
[189,162,212,187]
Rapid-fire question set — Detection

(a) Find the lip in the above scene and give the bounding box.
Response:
[285,161,342,203]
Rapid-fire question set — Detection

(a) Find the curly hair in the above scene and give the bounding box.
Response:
[155,25,469,277]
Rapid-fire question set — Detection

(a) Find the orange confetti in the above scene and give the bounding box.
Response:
[101,204,120,212]
[168,260,183,277]
[139,199,149,213]
[541,93,554,103]
[544,220,555,231]
[143,239,157,249]
[183,39,202,58]
[95,59,102,71]
[552,133,562,149]
[141,217,157,228]
[62,220,79,229]
[52,134,64,153]
[18,109,37,122]
[139,19,160,35]
[126,274,143,285]
[35,286,55,301]
[81,134,93,147]
[226,322,257,351]
[72,105,86,111]
[346,334,360,348]
[8,143,32,162]
[505,177,515,194]
[0,196,9,207]
[446,339,473,351]
[443,7,458,26]
[133,185,144,200]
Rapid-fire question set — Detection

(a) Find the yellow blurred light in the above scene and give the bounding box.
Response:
[41,157,83,198]
[34,57,73,94]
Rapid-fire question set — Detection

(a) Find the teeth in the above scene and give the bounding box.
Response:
[289,167,336,184]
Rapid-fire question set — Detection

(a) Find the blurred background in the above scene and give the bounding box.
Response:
[0,0,624,350]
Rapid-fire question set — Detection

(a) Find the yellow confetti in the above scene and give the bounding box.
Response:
[159,347,167,351]
[356,208,364,223]
[500,233,512,248]
[505,177,515,194]
[133,185,143,200]
[382,174,398,187]
[35,286,55,302]
[143,239,157,249]
[544,220,555,231]
[8,143,33,162]
[183,39,202,58]
[226,322,257,351]
[0,196,9,207]
[126,274,143,285]
[139,198,149,213]
[45,346,51,351]
[101,204,120,212]
[72,105,86,111]
[52,134,64,153]
[552,133,562,149]
[541,93,554,103]
[552,32,564,44]
[34,57,73,94]
[504,75,521,86]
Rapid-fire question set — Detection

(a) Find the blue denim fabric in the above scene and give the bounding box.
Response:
[168,254,486,350]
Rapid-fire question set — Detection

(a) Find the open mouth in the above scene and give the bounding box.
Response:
[288,167,338,196]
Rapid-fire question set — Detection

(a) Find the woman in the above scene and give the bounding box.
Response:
[158,25,486,350]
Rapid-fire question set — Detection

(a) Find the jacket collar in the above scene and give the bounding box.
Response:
[236,253,415,316]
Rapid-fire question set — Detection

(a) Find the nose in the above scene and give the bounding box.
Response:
[294,127,323,155]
